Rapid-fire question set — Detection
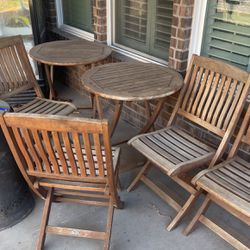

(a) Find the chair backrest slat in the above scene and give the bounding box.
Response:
[171,55,250,138]
[82,132,96,177]
[51,131,69,175]
[71,132,87,177]
[0,36,43,100]
[228,104,250,158]
[93,132,105,177]
[22,128,43,172]
[0,113,115,186]
[41,130,60,174]
[12,126,36,172]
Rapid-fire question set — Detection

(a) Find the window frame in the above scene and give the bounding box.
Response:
[188,0,208,61]
[55,0,94,41]
[107,0,168,65]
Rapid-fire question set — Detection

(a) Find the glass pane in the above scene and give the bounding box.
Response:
[201,0,250,71]
[62,0,93,32]
[115,0,148,53]
[150,0,173,60]
[0,0,38,77]
[115,0,173,60]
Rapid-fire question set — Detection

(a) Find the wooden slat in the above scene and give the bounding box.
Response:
[199,216,249,250]
[222,81,244,130]
[32,130,51,173]
[208,75,226,124]
[216,79,237,128]
[51,131,68,175]
[201,72,220,120]
[72,132,87,177]
[62,132,78,176]
[22,128,43,172]
[41,131,60,175]
[12,127,35,172]
[82,133,96,177]
[181,65,199,110]
[46,226,106,240]
[212,77,231,127]
[191,69,210,116]
[93,133,105,177]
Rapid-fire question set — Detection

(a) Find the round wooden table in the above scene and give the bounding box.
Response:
[81,62,183,138]
[30,39,112,99]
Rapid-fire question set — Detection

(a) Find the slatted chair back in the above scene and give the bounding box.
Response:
[0,112,117,199]
[168,55,250,166]
[0,36,43,100]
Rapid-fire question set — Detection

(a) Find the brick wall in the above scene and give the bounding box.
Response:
[168,0,194,73]
[93,0,107,41]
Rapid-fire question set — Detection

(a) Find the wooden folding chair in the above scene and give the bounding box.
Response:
[183,103,250,249]
[0,112,123,250]
[127,55,250,231]
[0,36,76,115]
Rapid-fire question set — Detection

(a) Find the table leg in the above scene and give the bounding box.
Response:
[110,101,123,137]
[144,100,155,131]
[95,95,104,119]
[140,98,166,134]
[44,64,56,100]
[95,97,123,137]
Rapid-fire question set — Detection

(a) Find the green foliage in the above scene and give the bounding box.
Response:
[5,15,30,27]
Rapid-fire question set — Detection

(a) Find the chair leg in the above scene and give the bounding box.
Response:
[183,195,211,236]
[36,188,53,250]
[127,160,151,192]
[167,191,201,231]
[103,199,115,250]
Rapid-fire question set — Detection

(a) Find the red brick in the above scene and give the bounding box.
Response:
[180,18,192,28]
[172,16,179,27]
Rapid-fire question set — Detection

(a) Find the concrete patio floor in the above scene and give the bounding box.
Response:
[0,83,249,250]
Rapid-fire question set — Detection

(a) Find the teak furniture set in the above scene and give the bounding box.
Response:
[29,39,112,100]
[0,36,249,250]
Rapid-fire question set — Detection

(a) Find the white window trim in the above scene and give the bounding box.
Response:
[106,0,167,65]
[55,0,94,41]
[188,0,208,61]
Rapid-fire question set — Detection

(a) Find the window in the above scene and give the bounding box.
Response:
[193,0,250,71]
[113,0,173,61]
[56,0,94,41]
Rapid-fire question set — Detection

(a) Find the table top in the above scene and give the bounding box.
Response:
[29,39,112,66]
[81,62,183,101]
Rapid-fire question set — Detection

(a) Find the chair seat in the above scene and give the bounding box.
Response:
[195,156,250,220]
[14,97,76,116]
[128,127,215,176]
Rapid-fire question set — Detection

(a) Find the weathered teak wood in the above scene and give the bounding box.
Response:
[0,36,76,115]
[184,103,250,250]
[81,62,183,137]
[0,112,123,250]
[30,39,112,99]
[127,55,250,231]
